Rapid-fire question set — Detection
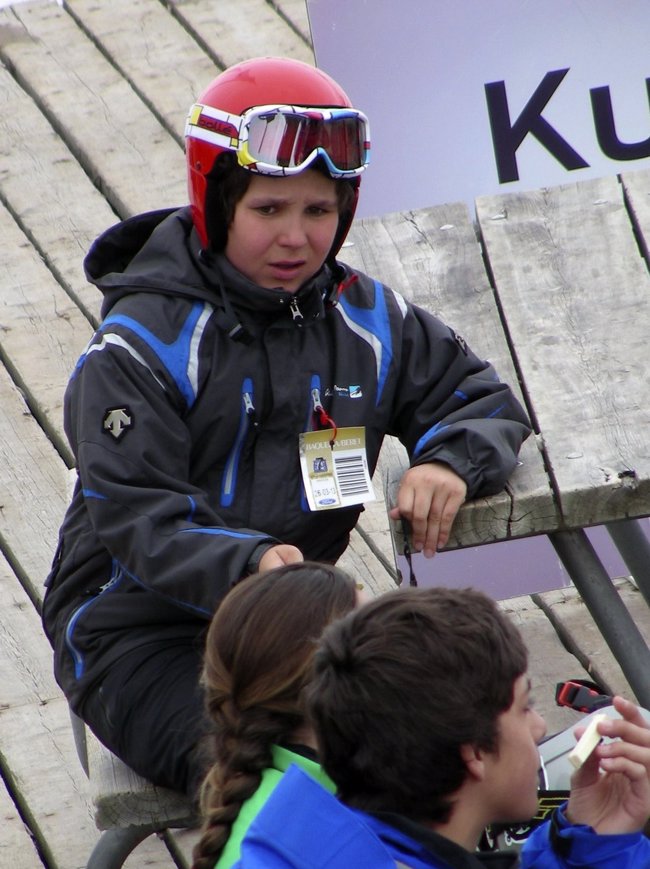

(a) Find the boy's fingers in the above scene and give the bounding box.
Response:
[390,464,467,557]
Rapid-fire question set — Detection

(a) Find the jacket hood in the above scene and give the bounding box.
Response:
[85,207,343,323]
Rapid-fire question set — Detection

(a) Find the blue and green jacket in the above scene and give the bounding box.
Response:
[233,765,650,869]
[217,745,333,869]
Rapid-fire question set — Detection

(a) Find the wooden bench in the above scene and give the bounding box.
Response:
[69,710,196,869]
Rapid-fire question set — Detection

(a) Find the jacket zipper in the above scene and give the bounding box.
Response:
[300,375,328,511]
[289,296,304,323]
[311,384,326,427]
[65,565,122,679]
[221,377,257,507]
[311,380,337,436]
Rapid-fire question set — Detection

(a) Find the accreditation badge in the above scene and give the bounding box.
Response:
[299,426,376,511]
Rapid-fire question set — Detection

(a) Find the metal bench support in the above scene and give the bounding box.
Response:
[606,518,650,607]
[86,827,163,869]
[549,528,650,708]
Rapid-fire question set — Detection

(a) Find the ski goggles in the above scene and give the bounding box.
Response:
[186,102,370,178]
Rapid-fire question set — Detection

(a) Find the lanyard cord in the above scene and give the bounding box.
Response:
[311,388,337,447]
[401,519,418,586]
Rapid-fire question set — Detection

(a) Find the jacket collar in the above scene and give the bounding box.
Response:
[367,812,521,869]
[195,246,338,327]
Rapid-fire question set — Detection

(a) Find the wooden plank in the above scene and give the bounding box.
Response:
[271,0,313,46]
[499,594,587,735]
[620,167,650,264]
[165,0,313,69]
[65,0,220,143]
[0,1,186,217]
[89,731,194,832]
[0,550,184,868]
[123,832,184,869]
[477,176,650,531]
[0,697,183,869]
[0,543,99,868]
[0,555,60,708]
[344,204,554,549]
[365,435,408,570]
[0,199,94,449]
[0,559,53,863]
[338,526,397,597]
[533,577,650,702]
[0,64,109,325]
[0,198,83,602]
[0,358,69,604]
[0,779,42,869]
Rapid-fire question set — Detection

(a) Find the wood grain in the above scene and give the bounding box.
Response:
[477,176,650,529]
[1,2,186,217]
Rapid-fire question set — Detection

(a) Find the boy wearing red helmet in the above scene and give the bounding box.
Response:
[43,57,530,795]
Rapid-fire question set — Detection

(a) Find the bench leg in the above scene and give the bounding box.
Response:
[86,826,160,869]
[549,528,650,708]
[606,518,650,607]
[68,707,89,776]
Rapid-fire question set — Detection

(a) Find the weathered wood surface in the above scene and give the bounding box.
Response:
[622,169,650,255]
[0,552,183,868]
[0,777,42,869]
[89,732,194,832]
[0,356,69,604]
[0,2,647,867]
[534,577,650,700]
[377,176,650,547]
[477,175,650,531]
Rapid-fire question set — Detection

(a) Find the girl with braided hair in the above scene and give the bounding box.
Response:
[191,561,360,869]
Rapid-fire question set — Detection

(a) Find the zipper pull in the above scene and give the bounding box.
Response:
[243,391,258,428]
[311,387,324,415]
[311,387,337,444]
[289,296,304,323]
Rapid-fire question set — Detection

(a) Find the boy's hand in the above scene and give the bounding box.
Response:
[389,462,467,557]
[566,696,650,835]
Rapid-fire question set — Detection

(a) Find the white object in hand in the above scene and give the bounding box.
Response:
[568,713,608,770]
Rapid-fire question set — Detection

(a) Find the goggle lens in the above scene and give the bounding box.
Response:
[247,110,368,172]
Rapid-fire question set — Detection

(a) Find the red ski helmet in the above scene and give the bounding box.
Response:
[185,57,370,254]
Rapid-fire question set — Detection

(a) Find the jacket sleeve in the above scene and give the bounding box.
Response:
[64,323,277,617]
[521,807,650,868]
[389,297,531,499]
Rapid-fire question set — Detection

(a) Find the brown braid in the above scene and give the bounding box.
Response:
[191,562,358,869]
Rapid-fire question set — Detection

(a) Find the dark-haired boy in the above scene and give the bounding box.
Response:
[233,587,650,868]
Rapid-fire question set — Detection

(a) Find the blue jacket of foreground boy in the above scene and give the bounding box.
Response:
[231,766,650,869]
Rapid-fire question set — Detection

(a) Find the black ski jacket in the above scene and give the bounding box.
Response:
[42,206,531,707]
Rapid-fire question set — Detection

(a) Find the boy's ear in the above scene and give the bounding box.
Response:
[460,743,486,782]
